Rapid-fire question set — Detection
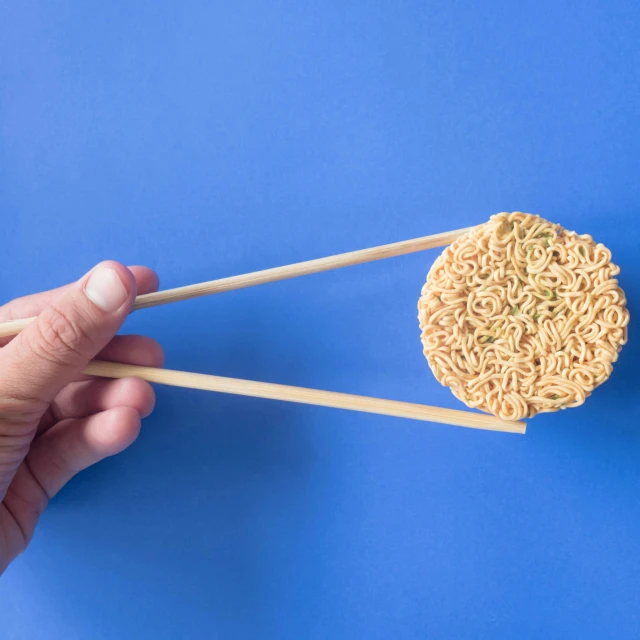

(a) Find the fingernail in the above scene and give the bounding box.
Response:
[85,267,129,312]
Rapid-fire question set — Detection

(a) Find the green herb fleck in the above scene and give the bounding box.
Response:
[486,336,496,343]
[550,394,560,400]
[579,247,586,258]
[511,305,520,315]
[533,313,541,321]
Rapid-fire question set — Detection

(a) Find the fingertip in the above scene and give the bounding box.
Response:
[122,377,157,419]
[128,266,160,295]
[147,339,165,368]
[91,261,138,296]
[88,406,141,458]
[82,261,138,314]
[135,336,165,368]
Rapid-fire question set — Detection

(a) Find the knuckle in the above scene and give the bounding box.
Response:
[0,440,30,467]
[3,469,49,549]
[31,305,95,366]
[0,395,44,438]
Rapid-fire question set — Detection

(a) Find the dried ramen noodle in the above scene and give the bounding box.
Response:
[418,212,630,421]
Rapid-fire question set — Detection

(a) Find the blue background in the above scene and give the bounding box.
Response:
[1,1,639,638]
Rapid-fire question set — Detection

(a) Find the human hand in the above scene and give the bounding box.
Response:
[0,263,164,574]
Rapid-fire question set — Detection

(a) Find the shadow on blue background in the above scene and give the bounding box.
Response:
[1,1,640,638]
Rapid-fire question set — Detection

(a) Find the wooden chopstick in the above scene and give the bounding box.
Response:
[84,360,526,434]
[0,226,473,338]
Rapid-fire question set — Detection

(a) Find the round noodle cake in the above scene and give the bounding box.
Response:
[418,212,630,421]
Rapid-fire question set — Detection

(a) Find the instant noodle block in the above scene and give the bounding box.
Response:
[418,212,630,421]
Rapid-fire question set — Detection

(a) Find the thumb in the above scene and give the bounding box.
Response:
[1,262,137,410]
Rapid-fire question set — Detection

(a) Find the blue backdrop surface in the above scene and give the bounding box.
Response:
[1,1,639,638]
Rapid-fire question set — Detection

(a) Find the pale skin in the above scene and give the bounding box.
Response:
[0,262,164,574]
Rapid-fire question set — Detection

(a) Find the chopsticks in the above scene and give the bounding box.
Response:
[1,224,525,433]
[0,226,473,338]
[84,361,526,434]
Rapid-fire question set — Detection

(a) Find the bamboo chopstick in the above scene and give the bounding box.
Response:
[84,360,526,434]
[0,318,32,339]
[0,226,473,338]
